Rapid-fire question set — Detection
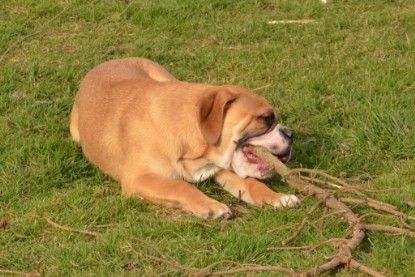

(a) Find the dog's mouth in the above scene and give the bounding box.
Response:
[230,125,292,179]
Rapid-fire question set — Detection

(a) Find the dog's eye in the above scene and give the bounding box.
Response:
[258,113,276,127]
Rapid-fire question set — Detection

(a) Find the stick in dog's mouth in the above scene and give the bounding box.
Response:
[243,145,289,168]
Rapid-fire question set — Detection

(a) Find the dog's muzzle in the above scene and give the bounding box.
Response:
[231,124,293,179]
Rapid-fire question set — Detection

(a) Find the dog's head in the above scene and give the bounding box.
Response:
[198,86,293,179]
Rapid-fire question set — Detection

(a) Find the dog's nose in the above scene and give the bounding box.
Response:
[279,126,293,140]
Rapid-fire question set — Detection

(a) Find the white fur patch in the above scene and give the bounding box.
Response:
[274,195,300,208]
[190,164,221,182]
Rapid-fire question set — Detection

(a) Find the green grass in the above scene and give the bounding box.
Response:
[1,0,415,276]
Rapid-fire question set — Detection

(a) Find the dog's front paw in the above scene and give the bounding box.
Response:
[188,199,232,220]
[273,194,300,208]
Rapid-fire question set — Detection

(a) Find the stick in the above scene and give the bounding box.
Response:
[46,218,98,237]
[364,224,415,237]
[0,8,68,64]
[282,200,323,245]
[268,20,317,25]
[349,259,386,277]
[0,269,40,277]
[268,238,348,252]
[251,146,366,276]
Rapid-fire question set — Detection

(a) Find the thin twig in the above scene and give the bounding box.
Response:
[289,168,349,187]
[137,251,199,274]
[339,198,407,219]
[252,84,271,91]
[129,239,296,276]
[266,223,297,233]
[202,265,297,276]
[364,224,415,238]
[299,175,342,189]
[402,198,415,208]
[362,187,405,193]
[282,200,323,245]
[46,218,98,237]
[196,260,241,275]
[349,259,386,277]
[89,223,117,228]
[312,210,347,226]
[0,269,40,277]
[0,8,68,64]
[268,19,317,25]
[359,212,396,222]
[268,238,348,252]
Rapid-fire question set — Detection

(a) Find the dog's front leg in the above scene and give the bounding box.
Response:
[121,173,232,219]
[214,170,300,208]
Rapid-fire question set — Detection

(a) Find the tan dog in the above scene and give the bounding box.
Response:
[70,58,299,219]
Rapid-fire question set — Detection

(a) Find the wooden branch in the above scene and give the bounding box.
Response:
[338,198,408,218]
[349,259,386,277]
[251,146,366,276]
[364,224,415,237]
[124,146,411,277]
[46,218,98,237]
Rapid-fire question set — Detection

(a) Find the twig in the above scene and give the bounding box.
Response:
[137,251,199,274]
[46,218,98,237]
[129,240,296,276]
[349,259,386,277]
[268,20,317,25]
[0,8,68,64]
[402,198,415,208]
[299,175,342,189]
[268,238,348,252]
[252,84,271,91]
[359,212,396,222]
[312,210,347,226]
[282,200,323,245]
[338,198,407,219]
[289,168,349,187]
[201,265,297,276]
[266,223,297,233]
[89,223,117,228]
[364,224,415,238]
[196,260,240,276]
[362,187,405,193]
[0,269,40,277]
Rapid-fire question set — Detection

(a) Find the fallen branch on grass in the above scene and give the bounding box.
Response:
[126,146,413,276]
[46,218,98,237]
[251,146,413,276]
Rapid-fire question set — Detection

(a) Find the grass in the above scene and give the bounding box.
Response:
[1,0,414,276]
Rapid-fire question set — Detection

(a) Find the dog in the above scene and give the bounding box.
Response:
[70,58,300,219]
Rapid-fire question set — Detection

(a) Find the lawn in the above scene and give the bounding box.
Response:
[1,0,414,276]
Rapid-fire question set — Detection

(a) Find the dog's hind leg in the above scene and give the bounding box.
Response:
[70,101,80,143]
[121,172,232,219]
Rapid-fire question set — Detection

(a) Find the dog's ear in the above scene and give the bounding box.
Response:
[198,88,237,145]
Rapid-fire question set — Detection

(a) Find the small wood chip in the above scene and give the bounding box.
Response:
[0,218,7,229]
